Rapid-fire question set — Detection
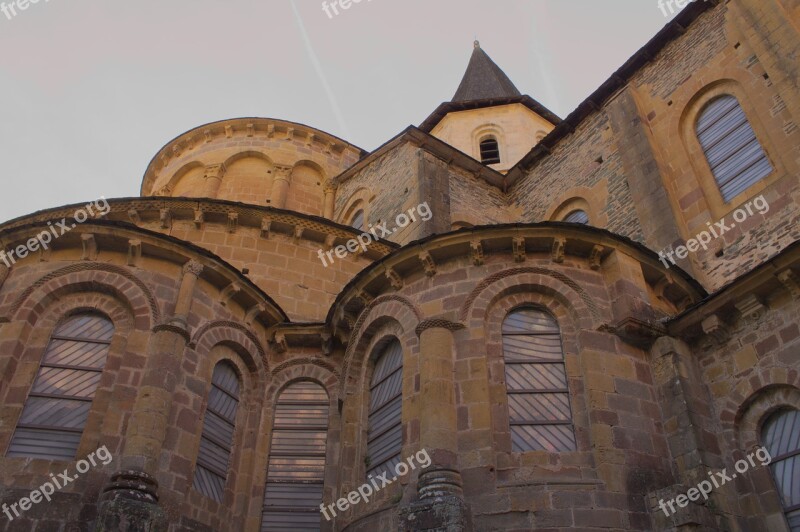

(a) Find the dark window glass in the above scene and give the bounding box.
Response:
[762,409,800,531]
[7,313,114,460]
[262,381,329,531]
[480,138,501,165]
[351,209,365,231]
[367,340,403,479]
[502,308,576,452]
[696,95,772,202]
[193,361,241,502]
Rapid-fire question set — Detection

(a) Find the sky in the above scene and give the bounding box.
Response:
[0,0,680,223]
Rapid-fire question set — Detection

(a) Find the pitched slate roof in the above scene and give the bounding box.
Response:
[452,41,522,102]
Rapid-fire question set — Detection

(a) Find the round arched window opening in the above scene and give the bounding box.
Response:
[480,137,501,165]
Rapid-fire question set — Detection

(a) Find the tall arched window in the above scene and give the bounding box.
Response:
[696,94,773,202]
[193,361,241,503]
[480,137,501,165]
[762,409,800,531]
[502,308,576,452]
[367,339,403,478]
[7,313,114,459]
[563,210,589,224]
[262,381,329,530]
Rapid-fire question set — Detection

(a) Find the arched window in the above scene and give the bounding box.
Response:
[7,313,114,459]
[480,137,501,165]
[193,361,241,502]
[761,409,800,531]
[696,95,772,203]
[563,210,589,224]
[351,209,365,231]
[262,381,329,530]
[367,339,403,478]
[502,308,576,452]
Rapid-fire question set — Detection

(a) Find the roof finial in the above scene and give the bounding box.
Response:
[474,39,480,49]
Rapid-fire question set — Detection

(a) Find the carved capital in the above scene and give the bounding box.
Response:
[735,294,766,324]
[203,163,226,180]
[274,165,293,182]
[182,260,204,277]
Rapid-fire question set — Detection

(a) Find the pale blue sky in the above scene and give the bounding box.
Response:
[0,0,679,222]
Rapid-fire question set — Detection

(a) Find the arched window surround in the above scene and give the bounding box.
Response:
[472,125,506,166]
[680,80,781,220]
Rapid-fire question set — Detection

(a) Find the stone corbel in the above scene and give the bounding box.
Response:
[271,333,288,353]
[260,218,272,238]
[81,234,98,261]
[219,283,241,307]
[194,209,204,229]
[777,269,800,298]
[419,251,436,277]
[589,245,604,270]
[159,208,171,229]
[245,303,266,326]
[128,209,141,224]
[127,239,142,267]
[470,240,484,266]
[551,236,565,263]
[227,212,238,234]
[735,294,767,324]
[513,236,526,263]
[385,267,403,290]
[701,314,729,344]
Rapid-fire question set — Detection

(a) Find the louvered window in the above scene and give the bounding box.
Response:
[367,340,403,478]
[762,409,800,531]
[696,95,772,202]
[7,313,114,459]
[502,308,576,452]
[351,209,365,231]
[563,210,589,224]
[480,137,501,165]
[262,381,329,531]
[193,361,240,503]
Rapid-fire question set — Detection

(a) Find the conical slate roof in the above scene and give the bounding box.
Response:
[452,41,522,102]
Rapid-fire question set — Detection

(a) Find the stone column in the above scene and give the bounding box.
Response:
[323,182,337,219]
[270,165,293,209]
[95,260,203,531]
[399,320,472,531]
[202,163,226,199]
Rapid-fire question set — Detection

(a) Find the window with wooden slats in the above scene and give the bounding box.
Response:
[262,381,329,532]
[7,313,114,460]
[762,409,800,532]
[193,361,241,503]
[480,137,501,165]
[696,95,773,203]
[563,210,589,224]
[502,308,576,452]
[367,340,403,479]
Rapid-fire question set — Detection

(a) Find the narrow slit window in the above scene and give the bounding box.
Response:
[696,95,772,202]
[480,137,501,165]
[262,381,329,531]
[367,339,403,479]
[7,313,114,460]
[193,361,241,503]
[502,308,576,452]
[761,409,800,531]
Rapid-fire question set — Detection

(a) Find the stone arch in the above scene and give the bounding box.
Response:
[191,320,267,377]
[286,160,326,216]
[460,268,604,330]
[164,161,205,197]
[219,151,275,205]
[544,185,608,227]
[735,383,800,452]
[677,77,783,219]
[340,187,374,228]
[8,263,159,330]
[340,294,422,397]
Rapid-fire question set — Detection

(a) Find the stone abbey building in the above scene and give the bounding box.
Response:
[1,1,799,530]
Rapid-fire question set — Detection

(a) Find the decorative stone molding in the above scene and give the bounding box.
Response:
[152,322,191,343]
[220,282,241,306]
[589,245,604,270]
[127,239,142,267]
[419,251,436,277]
[159,208,171,229]
[470,239,484,266]
[701,314,729,344]
[193,209,204,228]
[512,236,526,262]
[128,209,141,224]
[776,269,800,298]
[386,267,403,290]
[227,212,238,233]
[551,236,566,263]
[415,318,465,337]
[734,294,766,324]
[81,234,98,261]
